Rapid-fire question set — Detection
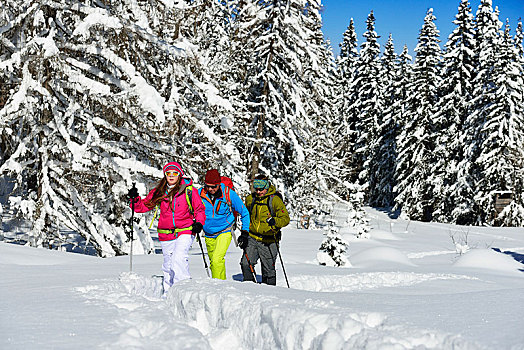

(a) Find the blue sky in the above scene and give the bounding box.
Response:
[321,0,524,57]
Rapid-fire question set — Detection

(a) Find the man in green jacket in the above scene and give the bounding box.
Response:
[238,174,290,285]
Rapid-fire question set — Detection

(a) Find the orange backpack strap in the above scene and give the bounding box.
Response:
[224,185,232,207]
[222,185,239,218]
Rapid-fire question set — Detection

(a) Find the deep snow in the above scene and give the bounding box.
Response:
[1,206,524,349]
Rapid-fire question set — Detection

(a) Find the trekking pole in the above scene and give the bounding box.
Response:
[130,199,134,272]
[243,250,258,283]
[195,233,211,278]
[232,229,239,247]
[272,230,290,288]
[128,182,137,273]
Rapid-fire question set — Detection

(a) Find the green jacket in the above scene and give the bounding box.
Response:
[245,185,290,243]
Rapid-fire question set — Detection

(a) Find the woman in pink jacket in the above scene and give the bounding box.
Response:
[130,162,205,295]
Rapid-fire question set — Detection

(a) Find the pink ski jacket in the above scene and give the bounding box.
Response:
[132,178,205,241]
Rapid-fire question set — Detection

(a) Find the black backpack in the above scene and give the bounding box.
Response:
[249,191,284,218]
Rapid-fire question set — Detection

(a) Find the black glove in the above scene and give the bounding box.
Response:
[238,230,249,250]
[127,184,139,200]
[266,217,276,226]
[192,222,203,234]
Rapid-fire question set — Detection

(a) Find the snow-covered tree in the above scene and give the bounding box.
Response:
[515,20,524,111]
[237,0,332,211]
[345,183,371,238]
[317,224,350,267]
[374,44,412,211]
[457,0,524,225]
[333,18,359,199]
[434,0,476,223]
[455,0,501,224]
[291,0,341,216]
[0,0,230,256]
[476,20,524,225]
[172,0,250,191]
[394,8,441,221]
[368,34,398,207]
[338,18,359,79]
[352,11,382,192]
[497,200,524,227]
[515,20,524,59]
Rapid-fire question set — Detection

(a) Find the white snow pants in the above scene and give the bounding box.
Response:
[160,234,195,293]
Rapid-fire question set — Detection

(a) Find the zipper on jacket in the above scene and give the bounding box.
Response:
[172,195,177,229]
[255,200,261,232]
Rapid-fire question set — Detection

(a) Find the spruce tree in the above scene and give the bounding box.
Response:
[337,18,359,83]
[292,0,342,215]
[239,0,330,211]
[317,224,350,267]
[368,34,397,207]
[479,20,524,225]
[174,0,249,190]
[463,0,503,224]
[388,45,413,209]
[515,20,524,106]
[333,18,359,199]
[434,0,476,223]
[394,8,441,221]
[352,11,382,193]
[515,20,523,59]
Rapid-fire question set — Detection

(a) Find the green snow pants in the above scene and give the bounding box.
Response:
[205,232,232,280]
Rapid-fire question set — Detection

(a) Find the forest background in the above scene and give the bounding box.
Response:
[1,0,523,257]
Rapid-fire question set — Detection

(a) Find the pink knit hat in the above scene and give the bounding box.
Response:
[162,162,184,176]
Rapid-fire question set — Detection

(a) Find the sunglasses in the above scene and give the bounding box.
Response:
[254,187,266,192]
[205,184,219,189]
[165,171,180,177]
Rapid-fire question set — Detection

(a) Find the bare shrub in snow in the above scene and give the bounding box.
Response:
[449,229,472,255]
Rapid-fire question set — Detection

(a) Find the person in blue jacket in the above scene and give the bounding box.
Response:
[199,169,250,279]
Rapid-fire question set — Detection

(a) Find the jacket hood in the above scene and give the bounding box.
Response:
[177,177,193,195]
[255,185,277,199]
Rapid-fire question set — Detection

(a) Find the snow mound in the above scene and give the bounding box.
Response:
[76,273,211,349]
[76,272,163,306]
[71,273,482,349]
[350,246,416,268]
[166,278,477,349]
[407,250,456,259]
[289,272,478,292]
[453,249,524,273]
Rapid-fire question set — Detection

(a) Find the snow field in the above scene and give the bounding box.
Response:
[90,273,480,350]
[2,206,524,349]
[289,272,478,293]
[77,273,211,349]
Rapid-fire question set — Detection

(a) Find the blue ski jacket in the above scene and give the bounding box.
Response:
[199,183,250,238]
